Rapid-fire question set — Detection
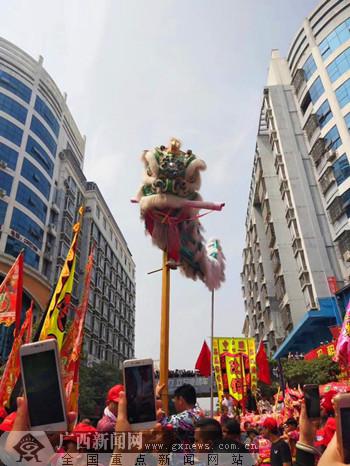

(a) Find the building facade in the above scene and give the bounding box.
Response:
[242,0,350,358]
[0,37,135,365]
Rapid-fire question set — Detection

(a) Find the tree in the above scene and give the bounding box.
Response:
[79,361,122,421]
[281,355,340,387]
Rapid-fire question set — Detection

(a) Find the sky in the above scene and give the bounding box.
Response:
[1,0,321,370]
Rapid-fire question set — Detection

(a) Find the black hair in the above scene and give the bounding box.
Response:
[285,418,298,428]
[174,384,196,405]
[195,418,222,437]
[224,419,241,436]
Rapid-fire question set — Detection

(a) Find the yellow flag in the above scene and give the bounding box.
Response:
[39,208,83,349]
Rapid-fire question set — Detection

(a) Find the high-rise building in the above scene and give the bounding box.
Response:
[0,37,135,365]
[242,0,350,358]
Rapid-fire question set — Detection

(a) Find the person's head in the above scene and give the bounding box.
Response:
[80,418,92,425]
[243,421,251,431]
[222,419,241,441]
[247,429,258,441]
[223,389,230,399]
[173,384,196,413]
[195,417,222,450]
[106,384,124,415]
[284,417,298,433]
[262,417,279,441]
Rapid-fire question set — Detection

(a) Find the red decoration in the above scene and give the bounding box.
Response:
[195,340,211,377]
[256,341,271,385]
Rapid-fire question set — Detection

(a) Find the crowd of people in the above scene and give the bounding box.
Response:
[154,369,200,379]
[0,379,347,466]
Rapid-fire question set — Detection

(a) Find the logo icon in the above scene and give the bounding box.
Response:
[13,433,45,462]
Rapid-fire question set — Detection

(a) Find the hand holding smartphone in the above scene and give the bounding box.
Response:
[303,384,320,419]
[334,393,350,464]
[123,358,156,430]
[20,339,68,431]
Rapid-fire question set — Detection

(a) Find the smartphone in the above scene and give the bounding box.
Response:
[334,394,350,464]
[123,358,156,430]
[304,384,320,419]
[20,339,68,431]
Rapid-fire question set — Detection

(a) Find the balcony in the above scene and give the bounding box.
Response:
[275,275,286,302]
[310,138,326,167]
[292,68,306,95]
[285,206,295,225]
[257,263,264,283]
[262,199,271,224]
[274,154,283,173]
[269,129,278,146]
[319,167,335,196]
[299,270,311,290]
[337,230,350,260]
[257,177,267,202]
[280,179,289,195]
[266,222,276,248]
[281,304,293,331]
[292,237,303,256]
[303,113,319,142]
[47,223,57,237]
[270,248,281,273]
[328,196,344,224]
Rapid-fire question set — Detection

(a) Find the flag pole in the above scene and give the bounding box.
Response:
[160,251,170,414]
[210,289,214,417]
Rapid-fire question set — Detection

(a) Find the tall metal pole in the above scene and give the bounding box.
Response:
[159,251,170,415]
[210,289,214,417]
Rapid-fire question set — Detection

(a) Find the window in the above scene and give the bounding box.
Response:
[0,70,31,103]
[16,182,47,223]
[319,18,350,60]
[34,96,59,137]
[103,217,106,229]
[324,125,342,150]
[5,236,39,269]
[25,136,54,177]
[333,154,350,185]
[0,199,7,224]
[0,116,23,146]
[0,92,27,124]
[301,92,312,115]
[303,55,317,81]
[336,78,350,108]
[21,159,50,200]
[327,47,350,83]
[316,100,333,128]
[10,208,44,248]
[0,171,13,195]
[309,77,324,104]
[96,206,100,219]
[0,143,18,170]
[30,116,57,156]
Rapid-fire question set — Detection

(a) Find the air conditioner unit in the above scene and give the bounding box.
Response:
[343,251,350,263]
[0,160,7,169]
[327,150,337,162]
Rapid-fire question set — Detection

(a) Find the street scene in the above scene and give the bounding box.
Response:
[1,0,350,465]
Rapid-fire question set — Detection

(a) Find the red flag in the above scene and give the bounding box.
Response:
[0,251,23,334]
[0,304,32,408]
[256,341,271,385]
[195,340,211,377]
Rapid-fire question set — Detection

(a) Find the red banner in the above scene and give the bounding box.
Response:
[327,276,338,294]
[0,304,33,408]
[0,251,23,332]
[304,342,336,360]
